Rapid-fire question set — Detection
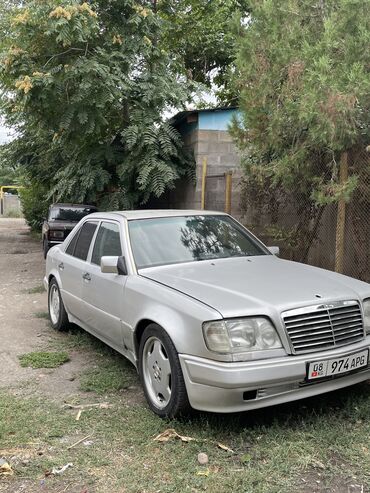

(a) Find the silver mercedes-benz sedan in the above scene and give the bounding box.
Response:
[44,210,370,417]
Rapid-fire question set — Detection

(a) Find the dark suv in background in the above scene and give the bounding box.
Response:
[42,203,97,258]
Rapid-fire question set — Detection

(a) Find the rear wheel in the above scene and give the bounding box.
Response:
[139,324,190,418]
[48,278,69,331]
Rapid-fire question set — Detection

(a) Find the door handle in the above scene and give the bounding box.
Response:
[82,272,91,281]
[58,262,64,271]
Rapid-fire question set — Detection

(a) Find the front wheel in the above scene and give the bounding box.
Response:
[139,324,190,418]
[48,278,70,331]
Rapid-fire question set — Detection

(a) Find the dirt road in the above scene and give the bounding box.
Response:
[0,219,46,385]
[0,219,143,493]
[0,218,91,397]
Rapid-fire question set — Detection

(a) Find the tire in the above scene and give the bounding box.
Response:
[43,238,50,259]
[48,278,70,331]
[139,323,190,418]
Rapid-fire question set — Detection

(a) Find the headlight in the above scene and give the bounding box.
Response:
[49,230,64,239]
[203,317,282,355]
[363,299,370,335]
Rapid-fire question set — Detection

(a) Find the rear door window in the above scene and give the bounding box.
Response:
[65,228,80,256]
[91,222,122,265]
[68,221,98,260]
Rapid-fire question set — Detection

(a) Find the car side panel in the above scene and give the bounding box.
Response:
[82,263,128,346]
[55,250,87,322]
[121,275,227,362]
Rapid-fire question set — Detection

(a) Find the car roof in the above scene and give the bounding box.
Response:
[87,209,228,221]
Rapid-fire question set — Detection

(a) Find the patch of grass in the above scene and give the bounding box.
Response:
[19,351,70,369]
[49,326,138,393]
[34,311,49,319]
[80,357,137,394]
[1,384,370,493]
[29,229,41,241]
[26,284,46,294]
[50,326,110,353]
[35,325,370,490]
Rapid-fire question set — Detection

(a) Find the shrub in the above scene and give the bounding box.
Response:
[19,181,49,232]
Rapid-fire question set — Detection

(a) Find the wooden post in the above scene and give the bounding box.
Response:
[225,171,232,214]
[201,157,207,210]
[335,152,348,273]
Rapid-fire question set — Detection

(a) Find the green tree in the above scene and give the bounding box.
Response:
[160,0,249,104]
[0,161,21,186]
[0,0,194,213]
[231,0,370,258]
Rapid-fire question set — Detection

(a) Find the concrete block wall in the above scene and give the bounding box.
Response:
[156,126,243,218]
[149,108,243,217]
[195,129,242,218]
[0,194,22,216]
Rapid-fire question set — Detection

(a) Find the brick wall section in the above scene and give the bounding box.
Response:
[196,130,242,218]
[1,194,22,216]
[156,128,243,218]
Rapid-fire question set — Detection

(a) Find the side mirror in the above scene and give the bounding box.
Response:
[100,256,128,275]
[267,246,280,256]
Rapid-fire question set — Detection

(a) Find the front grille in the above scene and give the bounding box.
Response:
[282,300,365,354]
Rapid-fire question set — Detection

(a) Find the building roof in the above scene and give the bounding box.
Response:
[169,106,238,127]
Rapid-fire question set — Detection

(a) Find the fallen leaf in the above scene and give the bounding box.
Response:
[0,459,13,476]
[217,442,234,453]
[64,402,111,410]
[311,459,325,470]
[153,429,194,443]
[196,468,210,477]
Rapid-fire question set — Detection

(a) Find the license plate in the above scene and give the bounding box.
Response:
[307,349,369,380]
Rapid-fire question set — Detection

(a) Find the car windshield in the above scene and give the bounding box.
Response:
[50,206,96,222]
[128,215,268,269]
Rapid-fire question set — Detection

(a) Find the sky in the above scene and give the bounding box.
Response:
[0,120,14,144]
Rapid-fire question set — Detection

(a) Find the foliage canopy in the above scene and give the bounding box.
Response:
[161,0,249,104]
[232,0,370,207]
[0,0,196,212]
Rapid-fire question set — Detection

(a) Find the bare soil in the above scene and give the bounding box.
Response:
[0,219,145,493]
[0,218,92,399]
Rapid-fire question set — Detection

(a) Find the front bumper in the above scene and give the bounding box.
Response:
[179,338,370,413]
[47,240,64,245]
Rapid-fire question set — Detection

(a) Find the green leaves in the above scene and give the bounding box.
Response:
[232,0,370,206]
[160,0,249,103]
[0,0,194,217]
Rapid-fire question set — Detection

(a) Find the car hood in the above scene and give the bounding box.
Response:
[140,256,370,318]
